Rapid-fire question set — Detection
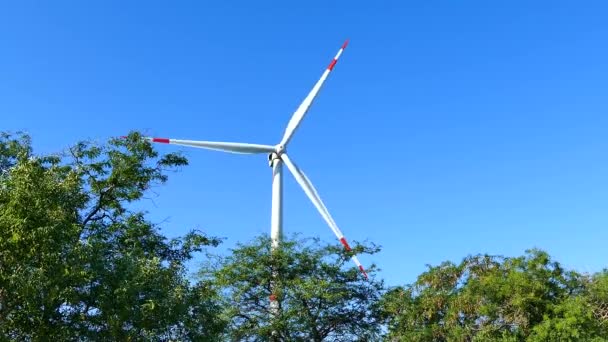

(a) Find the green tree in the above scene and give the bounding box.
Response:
[588,270,608,324]
[380,249,608,341]
[528,270,608,341]
[0,131,226,340]
[211,234,384,341]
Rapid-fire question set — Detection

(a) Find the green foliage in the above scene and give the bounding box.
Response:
[527,270,608,341]
[0,131,225,340]
[380,249,608,341]
[2,130,608,341]
[211,234,384,341]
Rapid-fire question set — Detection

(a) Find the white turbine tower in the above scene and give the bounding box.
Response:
[144,40,367,306]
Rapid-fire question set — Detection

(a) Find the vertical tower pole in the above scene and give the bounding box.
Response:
[270,156,283,250]
[269,153,283,339]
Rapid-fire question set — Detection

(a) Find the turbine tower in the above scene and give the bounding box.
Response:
[144,40,368,307]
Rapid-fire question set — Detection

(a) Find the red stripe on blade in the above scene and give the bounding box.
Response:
[152,138,170,144]
[339,237,351,251]
[359,265,368,279]
[328,59,337,71]
[341,39,349,50]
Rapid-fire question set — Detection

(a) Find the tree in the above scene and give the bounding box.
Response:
[588,271,608,325]
[0,131,226,340]
[4,131,608,342]
[380,249,608,341]
[211,234,384,341]
[527,270,608,341]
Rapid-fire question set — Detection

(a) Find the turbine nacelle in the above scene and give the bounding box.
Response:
[268,144,286,167]
[268,151,282,167]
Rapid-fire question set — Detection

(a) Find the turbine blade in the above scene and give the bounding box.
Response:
[280,40,349,147]
[281,153,368,279]
[145,136,275,154]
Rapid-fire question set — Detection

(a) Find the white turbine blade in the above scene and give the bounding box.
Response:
[280,40,349,147]
[145,136,275,154]
[281,153,368,279]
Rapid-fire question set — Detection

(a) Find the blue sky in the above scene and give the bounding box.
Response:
[2,1,607,286]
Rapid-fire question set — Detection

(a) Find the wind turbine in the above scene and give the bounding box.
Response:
[144,39,368,283]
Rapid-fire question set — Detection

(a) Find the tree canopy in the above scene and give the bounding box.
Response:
[211,235,383,341]
[1,130,607,341]
[0,132,225,340]
[380,249,608,341]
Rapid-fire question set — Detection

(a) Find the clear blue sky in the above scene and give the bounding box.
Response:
[2,1,607,286]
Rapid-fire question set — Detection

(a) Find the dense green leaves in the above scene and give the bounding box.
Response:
[1,130,607,341]
[211,235,384,341]
[0,132,225,340]
[380,249,608,341]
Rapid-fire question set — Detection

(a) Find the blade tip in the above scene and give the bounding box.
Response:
[359,265,368,279]
[152,137,170,144]
[342,39,349,50]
